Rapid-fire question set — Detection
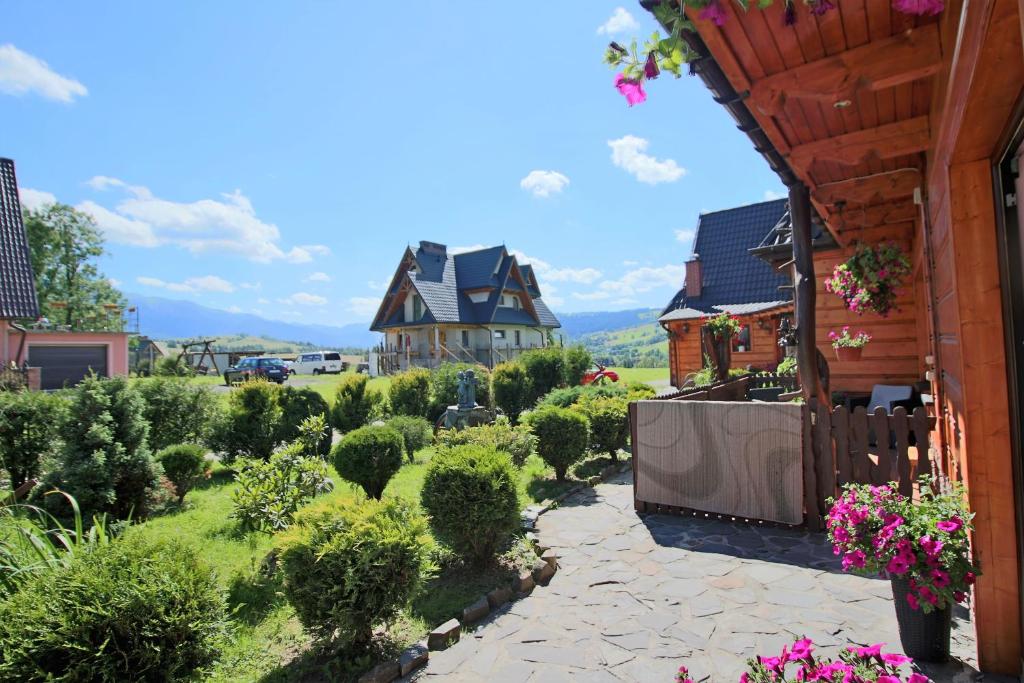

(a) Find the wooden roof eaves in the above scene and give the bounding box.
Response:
[370,247,416,330]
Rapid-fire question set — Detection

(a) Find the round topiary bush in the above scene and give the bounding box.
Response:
[388,368,431,418]
[385,415,433,463]
[331,425,404,499]
[276,498,431,647]
[523,406,589,481]
[155,444,211,504]
[491,362,532,424]
[574,397,629,462]
[421,445,520,566]
[0,536,228,682]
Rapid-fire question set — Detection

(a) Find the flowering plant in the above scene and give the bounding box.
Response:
[824,242,911,317]
[829,327,871,349]
[703,312,741,340]
[675,638,928,682]
[827,478,979,613]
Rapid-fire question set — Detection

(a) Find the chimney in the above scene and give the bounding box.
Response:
[685,255,702,298]
[419,241,448,257]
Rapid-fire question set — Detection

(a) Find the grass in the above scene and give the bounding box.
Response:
[128,438,616,682]
[609,366,670,385]
[140,371,392,407]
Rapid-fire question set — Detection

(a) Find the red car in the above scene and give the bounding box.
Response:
[581,364,619,385]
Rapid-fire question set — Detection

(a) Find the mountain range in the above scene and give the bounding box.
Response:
[128,293,663,350]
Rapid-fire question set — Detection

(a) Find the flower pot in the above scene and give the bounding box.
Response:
[890,576,952,662]
[834,346,863,362]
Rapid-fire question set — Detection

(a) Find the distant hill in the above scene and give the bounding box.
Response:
[565,310,668,368]
[128,294,378,348]
[556,308,662,339]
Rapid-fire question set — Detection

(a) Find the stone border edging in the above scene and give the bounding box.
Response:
[357,459,631,683]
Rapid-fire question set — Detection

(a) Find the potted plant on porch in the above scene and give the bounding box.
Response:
[827,478,979,662]
[829,327,872,362]
[701,312,740,382]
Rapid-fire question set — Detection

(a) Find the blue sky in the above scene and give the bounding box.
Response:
[1,1,784,326]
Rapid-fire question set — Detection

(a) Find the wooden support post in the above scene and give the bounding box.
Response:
[790,182,823,405]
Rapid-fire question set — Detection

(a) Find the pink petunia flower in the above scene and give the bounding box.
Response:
[892,0,944,14]
[854,643,883,658]
[937,517,962,533]
[877,676,900,683]
[698,0,728,26]
[907,592,920,610]
[908,675,930,683]
[881,652,911,665]
[614,73,646,107]
[790,638,813,660]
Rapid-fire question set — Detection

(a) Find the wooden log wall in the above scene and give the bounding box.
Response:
[665,313,786,388]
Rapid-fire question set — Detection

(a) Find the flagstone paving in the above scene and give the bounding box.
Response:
[410,472,990,682]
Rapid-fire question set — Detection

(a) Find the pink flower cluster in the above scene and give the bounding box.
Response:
[676,637,929,682]
[829,326,872,349]
[824,242,911,318]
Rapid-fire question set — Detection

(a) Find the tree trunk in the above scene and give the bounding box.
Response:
[789,183,826,406]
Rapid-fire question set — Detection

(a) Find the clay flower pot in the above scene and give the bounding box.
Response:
[834,346,863,362]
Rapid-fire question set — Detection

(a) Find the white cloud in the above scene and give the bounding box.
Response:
[136,274,235,294]
[674,228,695,244]
[349,296,381,317]
[519,170,569,198]
[509,250,603,285]
[305,271,332,283]
[280,292,328,306]
[0,44,87,103]
[224,305,243,314]
[257,297,271,305]
[764,189,786,200]
[368,279,388,291]
[78,179,329,263]
[450,244,489,255]
[573,263,684,302]
[597,7,639,35]
[622,260,639,267]
[608,135,686,184]
[108,278,122,288]
[239,281,262,290]
[18,187,56,211]
[572,291,611,301]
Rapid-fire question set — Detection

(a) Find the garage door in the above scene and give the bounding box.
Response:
[28,345,108,390]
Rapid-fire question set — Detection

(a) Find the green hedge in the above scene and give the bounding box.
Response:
[0,390,67,490]
[137,377,219,452]
[519,348,565,403]
[574,397,629,461]
[434,418,536,468]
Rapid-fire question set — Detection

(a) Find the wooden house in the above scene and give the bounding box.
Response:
[370,241,561,372]
[660,198,794,387]
[637,0,1024,670]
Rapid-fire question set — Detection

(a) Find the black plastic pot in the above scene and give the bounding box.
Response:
[891,576,952,662]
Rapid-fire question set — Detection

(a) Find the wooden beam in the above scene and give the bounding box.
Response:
[787,116,930,168]
[813,168,922,206]
[790,182,825,406]
[825,199,918,229]
[748,24,941,116]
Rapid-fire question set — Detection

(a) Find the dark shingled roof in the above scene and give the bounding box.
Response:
[0,159,39,320]
[661,198,793,321]
[371,242,561,331]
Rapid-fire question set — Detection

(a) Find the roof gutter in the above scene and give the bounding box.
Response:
[640,1,798,188]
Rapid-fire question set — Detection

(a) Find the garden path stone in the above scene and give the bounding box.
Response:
[407,472,983,682]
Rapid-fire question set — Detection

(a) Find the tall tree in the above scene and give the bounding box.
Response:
[22,203,126,331]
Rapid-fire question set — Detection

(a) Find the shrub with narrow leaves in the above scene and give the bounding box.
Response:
[574,397,629,461]
[0,536,228,682]
[294,413,331,459]
[388,368,431,418]
[330,373,382,433]
[520,347,565,402]
[523,406,589,481]
[137,377,219,452]
[207,379,283,462]
[277,498,431,647]
[0,390,67,490]
[563,345,592,387]
[421,445,520,565]
[386,415,433,463]
[331,425,404,499]
[231,445,334,532]
[155,444,210,504]
[434,417,536,467]
[491,362,532,424]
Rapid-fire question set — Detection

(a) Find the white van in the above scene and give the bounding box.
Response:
[291,351,344,375]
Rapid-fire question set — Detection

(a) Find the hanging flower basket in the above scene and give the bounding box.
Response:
[829,327,871,361]
[825,242,911,317]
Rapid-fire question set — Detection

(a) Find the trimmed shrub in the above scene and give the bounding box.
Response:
[386,415,433,463]
[520,347,565,402]
[491,362,532,424]
[0,536,228,682]
[625,382,657,400]
[428,363,491,420]
[523,406,589,481]
[0,390,67,490]
[276,386,332,457]
[388,368,431,417]
[277,498,431,647]
[332,425,404,499]
[574,397,629,461]
[330,373,382,433]
[153,355,193,377]
[421,445,520,565]
[434,417,536,468]
[41,375,160,522]
[137,377,219,452]
[155,444,210,504]
[536,383,629,409]
[231,445,334,532]
[208,379,283,462]
[563,345,592,387]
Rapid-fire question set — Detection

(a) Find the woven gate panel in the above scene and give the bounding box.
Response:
[634,401,804,525]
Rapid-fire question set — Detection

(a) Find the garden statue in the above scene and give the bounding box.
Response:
[443,368,492,430]
[456,369,478,410]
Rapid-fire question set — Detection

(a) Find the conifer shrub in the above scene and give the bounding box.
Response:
[573,397,629,461]
[523,406,589,481]
[0,390,67,490]
[388,368,431,418]
[331,425,404,499]
[207,379,283,462]
[137,377,219,452]
[434,417,536,468]
[276,386,332,457]
[491,361,532,424]
[330,373,381,433]
[421,445,520,565]
[276,498,431,647]
[520,347,565,402]
[155,444,210,504]
[563,345,593,387]
[385,415,433,462]
[0,536,228,682]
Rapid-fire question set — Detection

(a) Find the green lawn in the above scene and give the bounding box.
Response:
[147,371,392,407]
[129,443,623,681]
[609,366,669,385]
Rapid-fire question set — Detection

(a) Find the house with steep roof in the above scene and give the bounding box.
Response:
[660,199,794,388]
[370,241,560,372]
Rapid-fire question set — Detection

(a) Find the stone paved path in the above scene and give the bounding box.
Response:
[411,472,986,681]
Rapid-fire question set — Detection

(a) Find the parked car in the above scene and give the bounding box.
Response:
[291,351,345,375]
[223,357,289,385]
